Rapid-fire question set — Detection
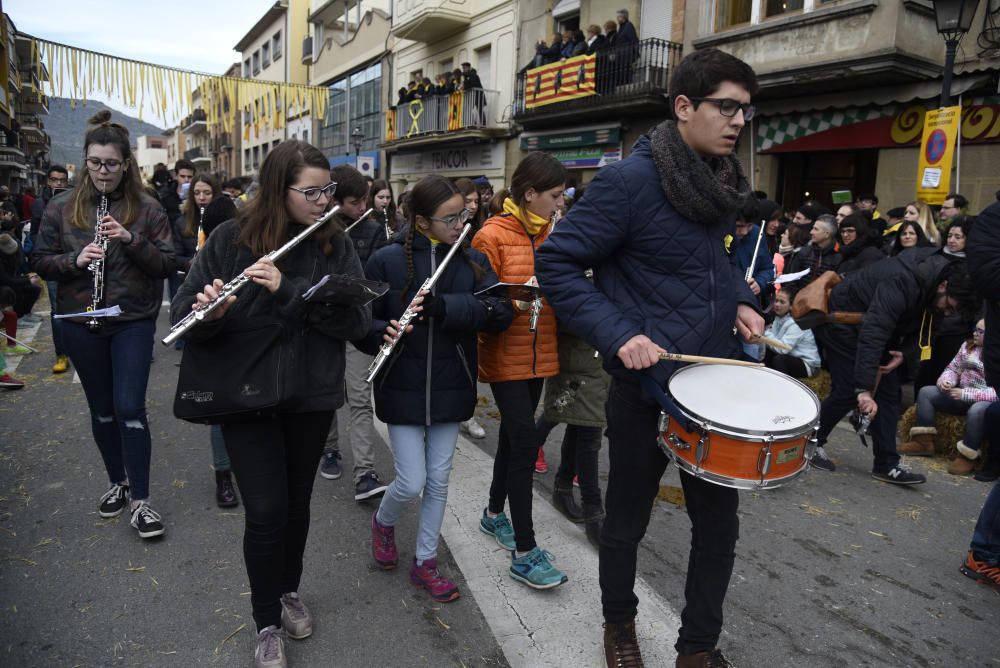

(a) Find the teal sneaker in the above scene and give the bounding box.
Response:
[509,547,568,590]
[479,509,516,550]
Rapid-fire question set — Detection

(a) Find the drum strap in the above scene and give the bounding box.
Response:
[638,373,699,434]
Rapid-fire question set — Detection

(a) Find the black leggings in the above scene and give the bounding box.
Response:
[764,348,809,379]
[222,411,333,631]
[488,378,545,553]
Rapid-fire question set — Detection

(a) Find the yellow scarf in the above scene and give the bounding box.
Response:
[417,226,443,245]
[503,197,549,236]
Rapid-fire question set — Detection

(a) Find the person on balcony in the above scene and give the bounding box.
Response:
[586,24,607,55]
[570,30,587,57]
[532,33,564,68]
[461,63,486,125]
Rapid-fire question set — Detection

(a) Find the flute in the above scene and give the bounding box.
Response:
[86,183,110,332]
[161,205,343,346]
[744,220,766,283]
[366,223,473,383]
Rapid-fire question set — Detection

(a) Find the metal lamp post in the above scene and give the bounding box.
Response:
[351,126,365,159]
[933,0,981,107]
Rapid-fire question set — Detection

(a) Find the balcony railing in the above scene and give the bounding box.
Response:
[182,109,208,135]
[184,146,212,164]
[514,38,682,119]
[386,89,500,142]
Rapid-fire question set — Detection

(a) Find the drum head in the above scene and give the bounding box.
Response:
[667,364,819,436]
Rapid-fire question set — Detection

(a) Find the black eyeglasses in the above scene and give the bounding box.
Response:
[688,97,756,121]
[85,157,125,173]
[287,182,337,202]
[429,209,472,227]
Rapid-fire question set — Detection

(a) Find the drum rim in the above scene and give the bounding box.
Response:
[670,454,811,490]
[667,364,821,438]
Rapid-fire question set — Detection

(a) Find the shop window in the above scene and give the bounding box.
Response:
[765,0,804,18]
[716,0,752,30]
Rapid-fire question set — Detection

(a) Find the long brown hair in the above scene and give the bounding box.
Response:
[369,178,397,224]
[238,140,337,257]
[68,110,146,231]
[182,173,222,237]
[489,151,567,213]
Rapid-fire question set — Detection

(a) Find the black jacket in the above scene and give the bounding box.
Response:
[784,242,841,291]
[170,219,371,413]
[343,211,389,270]
[361,231,512,426]
[968,201,1000,385]
[837,239,884,277]
[826,247,951,391]
[586,34,607,55]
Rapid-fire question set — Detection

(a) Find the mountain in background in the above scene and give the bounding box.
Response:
[44,98,165,169]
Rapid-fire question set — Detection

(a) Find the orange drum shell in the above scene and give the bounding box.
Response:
[664,415,809,487]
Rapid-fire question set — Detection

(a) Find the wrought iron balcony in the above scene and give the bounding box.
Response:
[385,89,501,144]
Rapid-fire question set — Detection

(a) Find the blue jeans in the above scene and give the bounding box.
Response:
[817,345,902,472]
[46,281,66,356]
[63,319,155,500]
[210,424,231,471]
[915,385,991,451]
[377,423,460,562]
[971,404,1000,563]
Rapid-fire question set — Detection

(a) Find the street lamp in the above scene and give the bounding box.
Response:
[933,0,981,107]
[351,126,365,158]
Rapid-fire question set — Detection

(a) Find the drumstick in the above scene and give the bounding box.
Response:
[659,352,763,368]
[752,334,792,352]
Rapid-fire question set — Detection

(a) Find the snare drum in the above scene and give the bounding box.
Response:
[657,364,819,490]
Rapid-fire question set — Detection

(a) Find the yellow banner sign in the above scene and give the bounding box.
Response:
[524,54,597,109]
[915,105,961,205]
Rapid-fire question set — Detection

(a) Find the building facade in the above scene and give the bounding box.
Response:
[684,0,1000,212]
[511,0,683,188]
[134,135,168,182]
[0,16,51,192]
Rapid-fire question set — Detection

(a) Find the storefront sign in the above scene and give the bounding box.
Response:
[550,146,622,169]
[390,143,505,176]
[915,106,961,205]
[520,127,621,150]
[524,54,597,109]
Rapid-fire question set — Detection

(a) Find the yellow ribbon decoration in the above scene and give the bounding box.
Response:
[407,99,424,137]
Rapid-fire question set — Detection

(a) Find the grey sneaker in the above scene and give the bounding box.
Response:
[280,592,313,639]
[254,625,286,668]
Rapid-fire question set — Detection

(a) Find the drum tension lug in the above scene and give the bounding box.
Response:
[758,435,774,481]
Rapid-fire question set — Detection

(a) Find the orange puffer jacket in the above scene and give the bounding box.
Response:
[473,213,559,382]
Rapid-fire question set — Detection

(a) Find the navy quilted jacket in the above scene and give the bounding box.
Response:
[535,134,758,388]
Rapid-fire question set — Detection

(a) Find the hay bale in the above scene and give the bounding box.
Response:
[897,405,966,457]
[801,370,831,401]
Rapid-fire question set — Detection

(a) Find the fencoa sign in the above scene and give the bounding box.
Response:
[390,143,505,176]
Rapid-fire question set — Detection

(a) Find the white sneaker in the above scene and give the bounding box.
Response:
[461,417,486,439]
[254,625,287,668]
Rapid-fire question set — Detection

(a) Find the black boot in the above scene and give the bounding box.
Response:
[215,470,239,508]
[582,502,604,548]
[552,479,583,522]
[604,619,645,668]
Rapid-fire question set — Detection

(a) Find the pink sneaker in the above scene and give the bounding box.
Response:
[371,511,397,570]
[410,557,460,602]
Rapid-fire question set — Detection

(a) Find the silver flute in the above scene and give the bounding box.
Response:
[162,205,345,346]
[86,183,110,332]
[744,219,766,283]
[366,222,473,383]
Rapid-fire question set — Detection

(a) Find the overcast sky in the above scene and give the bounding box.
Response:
[7,0,280,126]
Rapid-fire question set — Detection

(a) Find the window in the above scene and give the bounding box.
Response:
[716,0,752,30]
[302,129,308,144]
[244,148,251,170]
[244,59,251,77]
[765,0,804,17]
[475,46,491,89]
[262,143,269,159]
[319,61,383,157]
[439,58,453,77]
[252,145,260,168]
[263,43,271,69]
[273,32,282,60]
[252,51,261,75]
[273,139,281,151]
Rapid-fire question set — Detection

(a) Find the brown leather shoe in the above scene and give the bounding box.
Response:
[604,619,644,667]
[676,649,736,668]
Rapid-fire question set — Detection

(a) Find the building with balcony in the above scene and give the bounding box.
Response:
[308,0,391,177]
[181,91,213,172]
[163,126,187,172]
[0,16,51,191]
[511,0,683,185]
[235,0,310,176]
[385,0,520,192]
[208,63,242,180]
[685,0,1000,212]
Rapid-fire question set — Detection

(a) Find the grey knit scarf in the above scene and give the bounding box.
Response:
[649,119,750,225]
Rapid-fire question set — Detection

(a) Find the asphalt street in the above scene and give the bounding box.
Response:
[1,301,997,667]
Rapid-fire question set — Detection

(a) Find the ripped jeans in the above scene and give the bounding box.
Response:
[63,319,155,500]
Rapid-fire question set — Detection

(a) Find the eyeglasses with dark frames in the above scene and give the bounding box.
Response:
[287,182,338,202]
[687,97,756,121]
[85,157,125,173]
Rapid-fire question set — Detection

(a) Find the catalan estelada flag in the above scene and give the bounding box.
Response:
[525,54,597,109]
[448,92,464,131]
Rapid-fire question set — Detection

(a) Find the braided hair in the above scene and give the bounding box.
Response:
[400,175,484,307]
